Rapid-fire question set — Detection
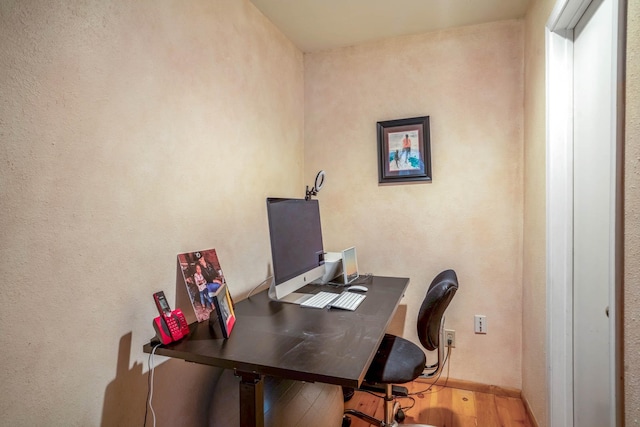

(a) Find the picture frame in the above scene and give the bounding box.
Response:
[177,248,227,322]
[212,283,236,339]
[377,116,432,183]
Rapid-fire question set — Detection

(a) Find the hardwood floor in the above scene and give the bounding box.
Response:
[343,380,533,427]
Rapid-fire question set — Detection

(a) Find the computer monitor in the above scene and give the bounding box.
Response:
[341,246,359,284]
[266,198,326,302]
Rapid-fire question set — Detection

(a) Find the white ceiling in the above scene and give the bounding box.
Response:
[250,0,531,52]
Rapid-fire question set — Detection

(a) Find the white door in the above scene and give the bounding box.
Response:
[572,0,617,425]
[546,0,623,425]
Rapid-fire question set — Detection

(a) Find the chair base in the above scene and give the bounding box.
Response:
[342,412,437,427]
[360,382,409,397]
[343,382,439,427]
[343,383,401,426]
[344,409,389,427]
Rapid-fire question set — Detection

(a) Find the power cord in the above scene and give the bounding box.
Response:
[397,395,416,412]
[143,343,162,427]
[409,344,452,396]
[327,273,373,287]
[353,343,452,410]
[246,276,273,299]
[394,344,453,419]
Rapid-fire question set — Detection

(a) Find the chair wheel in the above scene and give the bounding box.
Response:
[342,387,355,402]
[395,408,405,422]
[342,415,352,427]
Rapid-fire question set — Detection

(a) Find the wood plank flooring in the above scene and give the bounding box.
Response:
[343,380,533,427]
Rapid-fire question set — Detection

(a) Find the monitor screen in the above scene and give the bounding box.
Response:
[266,198,326,300]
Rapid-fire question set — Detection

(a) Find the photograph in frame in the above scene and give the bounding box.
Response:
[177,248,227,322]
[377,116,432,184]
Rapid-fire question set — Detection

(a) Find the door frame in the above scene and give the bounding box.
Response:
[545,0,625,426]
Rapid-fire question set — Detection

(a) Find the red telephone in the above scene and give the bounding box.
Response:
[152,291,189,345]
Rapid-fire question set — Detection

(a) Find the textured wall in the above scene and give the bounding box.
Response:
[305,21,524,388]
[521,0,556,425]
[0,0,304,425]
[625,0,640,424]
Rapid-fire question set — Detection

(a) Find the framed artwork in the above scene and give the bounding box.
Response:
[212,283,236,339]
[377,116,432,183]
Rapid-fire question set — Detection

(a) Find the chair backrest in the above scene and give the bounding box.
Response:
[417,269,459,351]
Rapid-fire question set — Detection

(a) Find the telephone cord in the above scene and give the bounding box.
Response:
[144,343,162,427]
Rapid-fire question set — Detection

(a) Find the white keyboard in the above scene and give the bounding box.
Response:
[300,291,366,311]
[300,291,337,308]
[330,291,366,311]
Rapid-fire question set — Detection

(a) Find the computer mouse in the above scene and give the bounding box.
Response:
[347,285,368,292]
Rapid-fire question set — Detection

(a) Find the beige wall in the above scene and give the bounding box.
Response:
[305,21,525,388]
[625,0,640,424]
[2,0,637,425]
[0,0,304,425]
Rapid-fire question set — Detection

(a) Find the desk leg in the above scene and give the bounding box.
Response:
[237,371,264,427]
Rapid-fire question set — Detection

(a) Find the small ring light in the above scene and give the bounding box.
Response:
[305,170,326,200]
[314,170,325,192]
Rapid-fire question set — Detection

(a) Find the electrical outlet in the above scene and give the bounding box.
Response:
[444,329,455,347]
[474,315,487,334]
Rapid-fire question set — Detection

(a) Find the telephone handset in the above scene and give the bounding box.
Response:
[152,291,189,345]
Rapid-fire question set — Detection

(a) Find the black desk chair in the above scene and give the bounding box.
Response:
[343,269,459,427]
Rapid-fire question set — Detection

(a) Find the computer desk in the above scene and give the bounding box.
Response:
[143,275,409,427]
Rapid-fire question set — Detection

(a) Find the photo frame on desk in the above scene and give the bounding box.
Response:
[177,248,228,322]
[377,116,432,184]
[212,283,236,339]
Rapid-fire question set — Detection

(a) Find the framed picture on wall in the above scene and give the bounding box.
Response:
[377,116,432,184]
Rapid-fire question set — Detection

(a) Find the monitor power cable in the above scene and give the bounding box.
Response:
[247,275,273,299]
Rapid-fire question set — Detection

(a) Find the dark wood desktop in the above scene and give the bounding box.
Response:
[143,275,409,427]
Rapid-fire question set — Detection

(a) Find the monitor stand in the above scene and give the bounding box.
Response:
[267,278,313,305]
[313,252,342,284]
